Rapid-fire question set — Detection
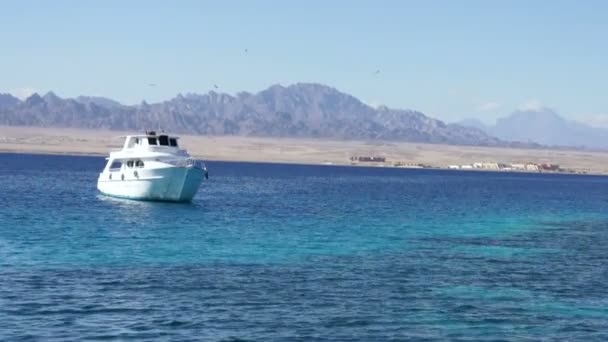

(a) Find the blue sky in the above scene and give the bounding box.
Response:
[1,0,607,125]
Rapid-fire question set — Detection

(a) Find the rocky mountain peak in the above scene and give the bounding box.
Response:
[0,93,21,109]
[25,93,44,106]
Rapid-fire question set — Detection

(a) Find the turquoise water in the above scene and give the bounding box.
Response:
[1,153,608,340]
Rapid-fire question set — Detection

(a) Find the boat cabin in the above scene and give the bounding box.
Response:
[108,159,145,172]
[122,131,180,150]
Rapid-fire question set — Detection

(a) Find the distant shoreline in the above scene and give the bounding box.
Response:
[2,125,608,176]
[1,147,605,177]
[0,149,106,157]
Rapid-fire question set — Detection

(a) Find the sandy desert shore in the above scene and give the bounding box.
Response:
[1,126,608,175]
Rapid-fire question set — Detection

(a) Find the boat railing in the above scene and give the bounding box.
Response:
[166,158,205,169]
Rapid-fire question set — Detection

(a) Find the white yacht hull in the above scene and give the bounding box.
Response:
[97,166,205,202]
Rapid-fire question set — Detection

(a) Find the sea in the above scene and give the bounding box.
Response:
[1,152,608,341]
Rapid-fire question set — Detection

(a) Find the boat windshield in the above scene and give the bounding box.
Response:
[109,160,122,171]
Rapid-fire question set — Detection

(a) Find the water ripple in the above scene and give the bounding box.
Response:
[2,154,608,340]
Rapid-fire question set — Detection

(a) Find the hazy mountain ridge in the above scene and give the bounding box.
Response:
[0,93,20,109]
[75,96,123,109]
[0,83,504,145]
[459,108,608,149]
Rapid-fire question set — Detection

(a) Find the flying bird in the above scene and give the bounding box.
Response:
[213,84,219,89]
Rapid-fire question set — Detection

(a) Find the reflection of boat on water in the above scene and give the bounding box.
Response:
[97,131,207,202]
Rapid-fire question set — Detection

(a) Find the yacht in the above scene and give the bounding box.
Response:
[97,131,207,202]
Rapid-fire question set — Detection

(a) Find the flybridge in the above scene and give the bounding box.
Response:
[122,131,180,149]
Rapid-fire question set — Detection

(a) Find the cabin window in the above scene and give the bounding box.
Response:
[135,138,140,145]
[169,138,178,147]
[109,160,122,170]
[127,160,134,168]
[148,137,157,145]
[135,160,145,168]
[158,135,169,146]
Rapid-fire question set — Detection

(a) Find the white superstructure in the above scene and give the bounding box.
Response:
[97,131,207,202]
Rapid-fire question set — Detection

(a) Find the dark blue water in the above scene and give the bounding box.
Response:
[2,153,608,340]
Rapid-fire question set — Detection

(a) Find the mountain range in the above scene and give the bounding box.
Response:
[0,83,506,146]
[458,108,608,149]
